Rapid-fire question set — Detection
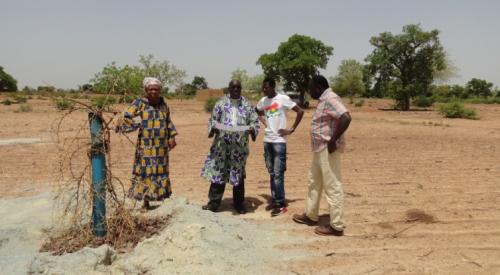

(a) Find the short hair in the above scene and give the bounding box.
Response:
[263,77,276,88]
[311,75,329,89]
[228,79,241,87]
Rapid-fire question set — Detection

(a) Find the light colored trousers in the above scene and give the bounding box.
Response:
[305,148,345,231]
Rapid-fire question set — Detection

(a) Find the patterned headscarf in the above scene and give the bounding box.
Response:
[143,77,162,88]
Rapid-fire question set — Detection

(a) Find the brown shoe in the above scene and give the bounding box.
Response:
[292,213,318,226]
[314,225,344,236]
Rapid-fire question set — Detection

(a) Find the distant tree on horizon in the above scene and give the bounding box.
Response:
[0,66,18,92]
[230,68,264,93]
[191,76,208,90]
[466,78,493,98]
[330,59,365,98]
[365,24,446,110]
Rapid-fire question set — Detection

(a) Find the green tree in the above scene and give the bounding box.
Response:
[433,53,459,84]
[230,68,250,83]
[90,62,143,96]
[257,34,333,106]
[191,76,208,90]
[90,55,186,97]
[244,74,265,93]
[177,76,209,96]
[0,66,18,91]
[365,24,446,110]
[330,59,365,98]
[450,84,466,98]
[466,78,493,98]
[79,83,93,92]
[230,69,264,93]
[138,54,186,89]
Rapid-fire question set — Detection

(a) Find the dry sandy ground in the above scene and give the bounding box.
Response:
[0,96,499,274]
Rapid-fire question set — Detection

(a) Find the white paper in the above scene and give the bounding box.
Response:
[214,122,251,132]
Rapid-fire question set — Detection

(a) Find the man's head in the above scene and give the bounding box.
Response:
[143,77,162,101]
[228,79,242,99]
[308,75,329,100]
[262,77,276,98]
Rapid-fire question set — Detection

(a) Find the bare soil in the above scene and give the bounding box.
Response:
[1,96,499,274]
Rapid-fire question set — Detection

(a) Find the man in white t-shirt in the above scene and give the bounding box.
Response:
[256,78,304,216]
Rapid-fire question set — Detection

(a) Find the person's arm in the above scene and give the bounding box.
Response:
[278,105,304,136]
[116,99,141,133]
[208,100,222,138]
[327,112,351,153]
[255,108,268,128]
[166,106,177,150]
[247,105,260,142]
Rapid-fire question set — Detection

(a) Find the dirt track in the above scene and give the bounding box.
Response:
[1,97,499,273]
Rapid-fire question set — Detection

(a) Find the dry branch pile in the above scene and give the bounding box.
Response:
[42,95,169,255]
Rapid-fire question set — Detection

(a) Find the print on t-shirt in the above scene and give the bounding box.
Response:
[256,93,297,143]
[264,102,280,118]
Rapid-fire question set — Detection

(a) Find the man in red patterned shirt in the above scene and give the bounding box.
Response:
[293,75,351,236]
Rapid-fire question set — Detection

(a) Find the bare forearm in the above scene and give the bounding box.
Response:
[331,112,351,143]
[290,107,304,131]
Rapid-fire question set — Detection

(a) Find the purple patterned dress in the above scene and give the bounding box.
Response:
[201,95,259,186]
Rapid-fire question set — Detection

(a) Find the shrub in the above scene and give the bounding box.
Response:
[354,99,365,107]
[204,97,217,113]
[1,99,13,105]
[463,97,500,104]
[412,96,434,107]
[439,102,477,119]
[432,96,452,103]
[91,95,117,109]
[55,98,74,111]
[13,94,28,103]
[118,94,136,103]
[15,104,33,112]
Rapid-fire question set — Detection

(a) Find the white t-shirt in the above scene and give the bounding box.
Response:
[256,93,297,143]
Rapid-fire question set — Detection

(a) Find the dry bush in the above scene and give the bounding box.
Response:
[42,94,168,255]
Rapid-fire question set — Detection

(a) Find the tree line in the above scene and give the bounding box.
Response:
[2,24,499,110]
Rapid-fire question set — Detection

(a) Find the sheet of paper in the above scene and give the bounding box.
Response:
[214,122,251,132]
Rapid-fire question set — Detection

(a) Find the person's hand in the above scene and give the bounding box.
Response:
[327,140,337,154]
[278,128,294,137]
[168,138,177,150]
[247,127,256,141]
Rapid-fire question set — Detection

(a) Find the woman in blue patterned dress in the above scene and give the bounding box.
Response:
[118,77,177,210]
[201,79,259,214]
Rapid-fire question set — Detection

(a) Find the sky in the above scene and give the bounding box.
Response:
[1,0,500,89]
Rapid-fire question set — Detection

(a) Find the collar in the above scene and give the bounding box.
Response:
[319,88,332,101]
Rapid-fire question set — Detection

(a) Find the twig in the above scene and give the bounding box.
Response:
[364,268,379,274]
[392,223,419,238]
[419,249,434,258]
[460,252,483,268]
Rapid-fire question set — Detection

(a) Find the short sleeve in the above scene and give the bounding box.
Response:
[281,94,297,109]
[118,98,142,133]
[256,98,265,111]
[326,96,348,119]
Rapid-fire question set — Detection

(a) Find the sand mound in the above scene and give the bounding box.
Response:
[0,194,307,274]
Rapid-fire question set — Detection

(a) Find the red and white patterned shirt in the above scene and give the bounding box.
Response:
[310,88,348,153]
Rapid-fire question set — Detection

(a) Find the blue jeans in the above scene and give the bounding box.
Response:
[264,142,287,205]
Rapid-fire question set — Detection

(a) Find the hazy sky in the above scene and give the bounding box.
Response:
[2,0,499,89]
